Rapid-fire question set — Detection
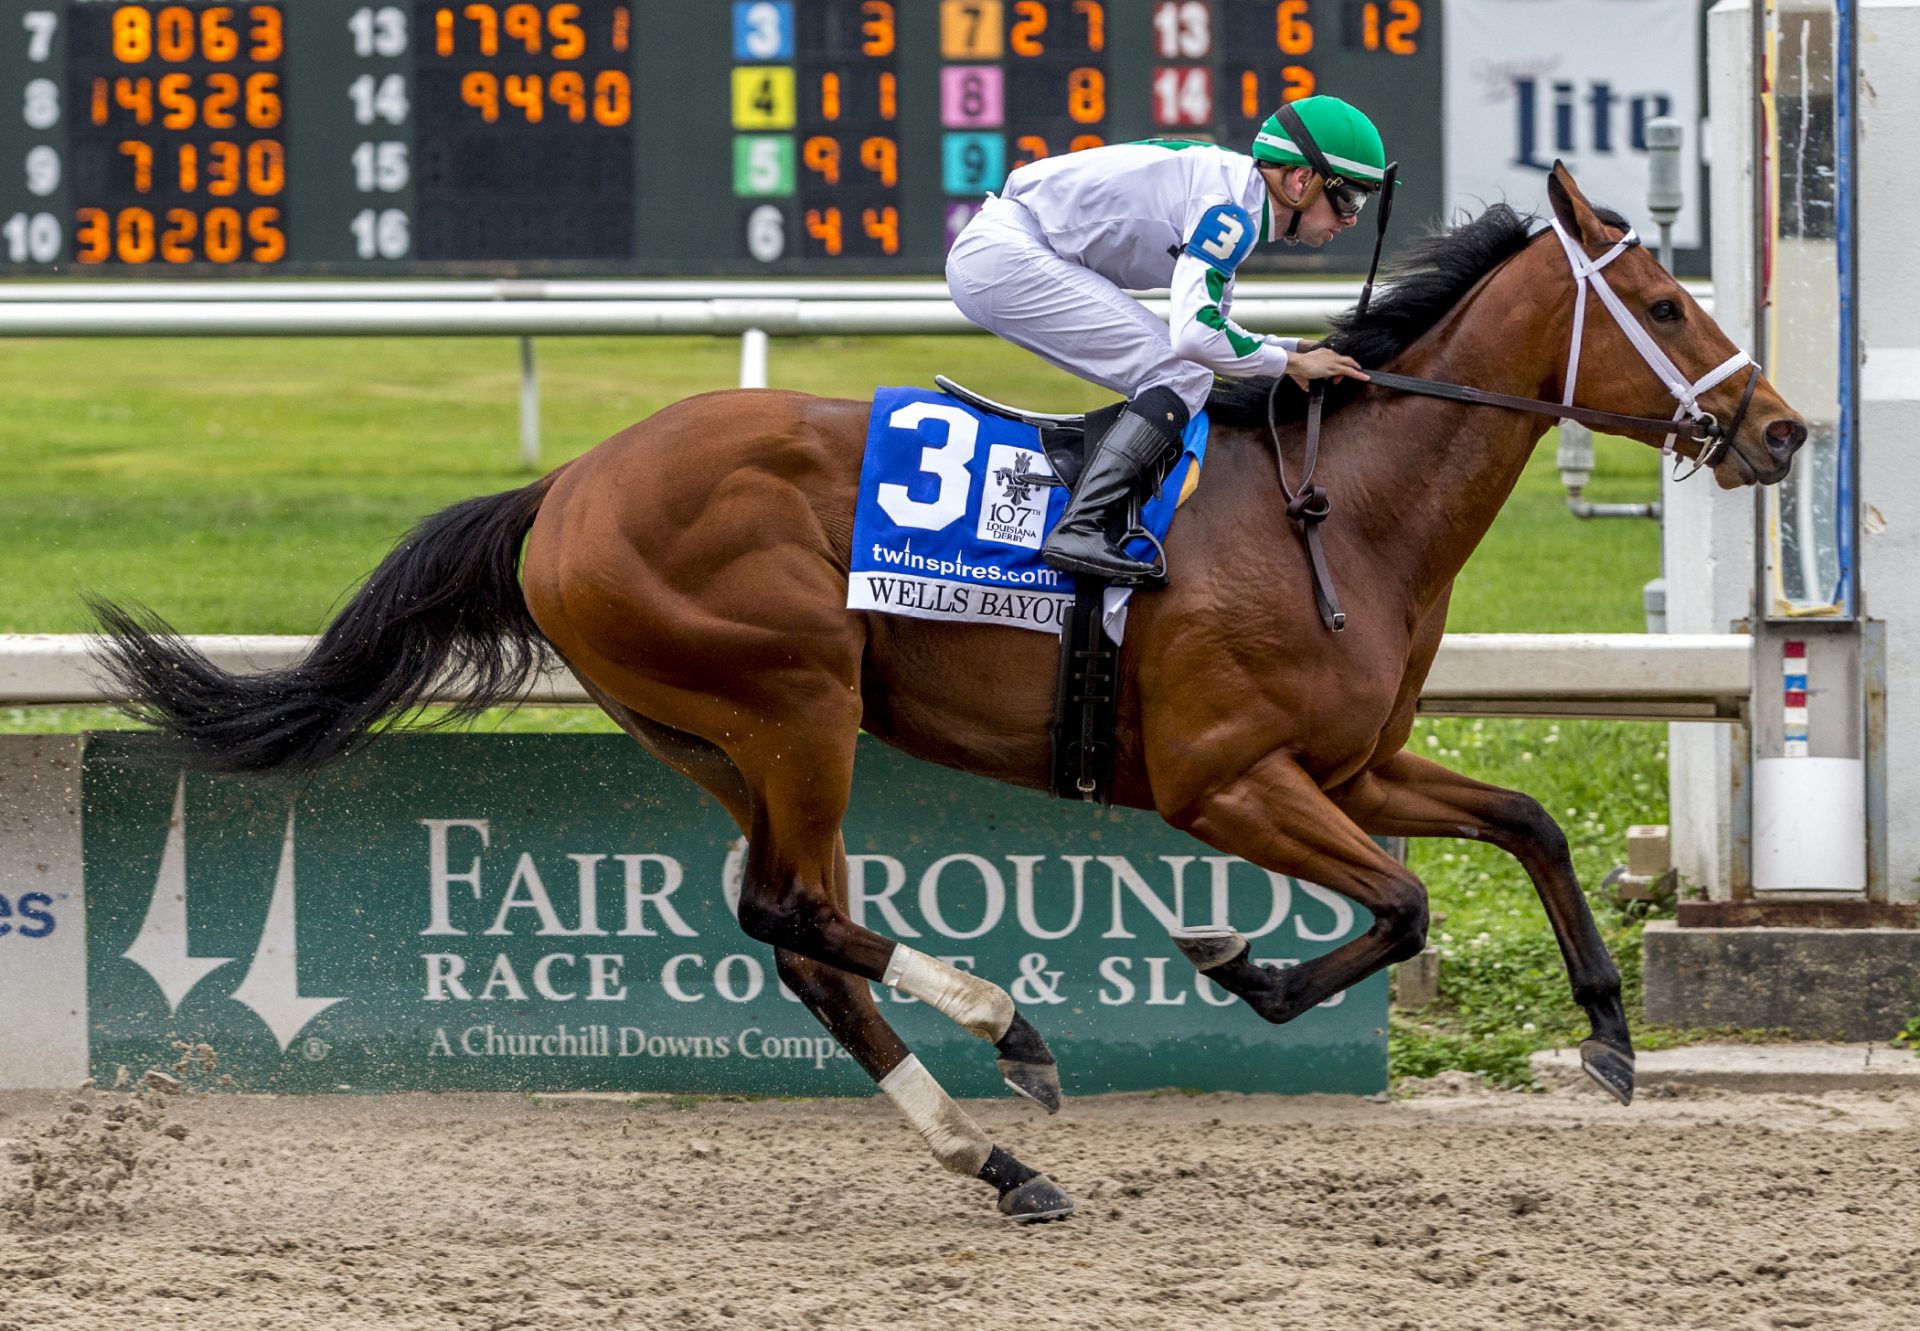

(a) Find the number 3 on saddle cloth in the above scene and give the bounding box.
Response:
[847,386,1210,643]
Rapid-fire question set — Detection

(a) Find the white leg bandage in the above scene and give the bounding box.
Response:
[879,1055,993,1176]
[882,946,1015,1042]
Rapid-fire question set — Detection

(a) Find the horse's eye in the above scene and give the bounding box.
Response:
[1650,299,1683,324]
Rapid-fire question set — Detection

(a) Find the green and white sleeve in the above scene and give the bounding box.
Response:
[1168,253,1298,378]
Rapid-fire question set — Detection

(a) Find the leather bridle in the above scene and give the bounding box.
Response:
[1270,218,1764,631]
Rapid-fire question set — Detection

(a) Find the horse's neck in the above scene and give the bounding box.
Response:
[1334,258,1570,607]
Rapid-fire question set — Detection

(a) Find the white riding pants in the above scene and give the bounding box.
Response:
[945,196,1215,418]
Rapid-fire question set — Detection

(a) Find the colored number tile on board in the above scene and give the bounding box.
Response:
[941,65,1005,128]
[942,132,1005,195]
[733,136,796,197]
[733,1,795,62]
[944,201,982,247]
[940,0,1005,59]
[731,66,797,130]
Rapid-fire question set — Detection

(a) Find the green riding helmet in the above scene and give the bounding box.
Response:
[1251,95,1387,218]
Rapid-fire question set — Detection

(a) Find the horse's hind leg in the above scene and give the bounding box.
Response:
[1160,752,1431,1020]
[583,682,1072,1218]
[1334,750,1634,1103]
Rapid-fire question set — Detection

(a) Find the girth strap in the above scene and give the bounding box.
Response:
[1270,380,1346,632]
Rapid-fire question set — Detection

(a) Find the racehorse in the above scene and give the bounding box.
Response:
[91,166,1804,1222]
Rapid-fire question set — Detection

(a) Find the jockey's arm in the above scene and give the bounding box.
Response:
[1166,202,1297,379]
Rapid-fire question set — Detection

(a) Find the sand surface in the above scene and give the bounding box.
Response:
[4,1071,1919,1330]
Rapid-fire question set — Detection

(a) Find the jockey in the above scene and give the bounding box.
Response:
[946,95,1384,584]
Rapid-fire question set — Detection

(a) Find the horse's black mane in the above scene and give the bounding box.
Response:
[1206,201,1630,429]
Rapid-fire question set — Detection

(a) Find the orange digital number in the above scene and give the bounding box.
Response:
[1239,69,1260,119]
[1282,63,1314,100]
[118,140,154,193]
[802,135,841,184]
[204,72,240,128]
[117,207,156,263]
[805,207,843,257]
[207,140,241,196]
[1072,0,1105,51]
[160,208,197,263]
[549,2,587,58]
[1067,68,1104,123]
[242,72,280,130]
[612,5,629,52]
[205,207,243,263]
[819,72,841,122]
[250,207,287,263]
[176,143,198,192]
[158,72,195,129]
[76,208,111,263]
[504,72,544,121]
[550,70,587,122]
[113,6,152,62]
[247,140,285,194]
[1010,0,1045,56]
[878,71,897,120]
[248,5,283,61]
[502,3,543,53]
[462,71,500,122]
[1012,134,1048,168]
[859,136,898,187]
[435,7,455,55]
[861,206,899,256]
[861,1,895,57]
[1276,0,1312,54]
[1068,134,1103,152]
[200,7,240,62]
[462,4,500,54]
[1384,0,1419,54]
[114,77,155,126]
[593,69,630,125]
[155,6,194,61]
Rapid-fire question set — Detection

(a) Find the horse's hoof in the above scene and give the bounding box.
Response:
[998,1174,1075,1223]
[997,1057,1063,1115]
[1579,1039,1636,1105]
[1170,926,1248,972]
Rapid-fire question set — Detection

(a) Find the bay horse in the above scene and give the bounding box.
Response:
[91,166,1804,1222]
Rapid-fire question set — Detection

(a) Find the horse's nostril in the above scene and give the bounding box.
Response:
[1766,418,1808,453]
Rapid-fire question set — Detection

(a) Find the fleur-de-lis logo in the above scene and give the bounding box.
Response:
[993,451,1045,507]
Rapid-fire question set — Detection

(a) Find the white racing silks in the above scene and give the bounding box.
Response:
[878,1054,994,1176]
[881,945,1015,1042]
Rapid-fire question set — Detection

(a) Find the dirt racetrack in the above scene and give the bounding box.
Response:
[4,1075,1919,1331]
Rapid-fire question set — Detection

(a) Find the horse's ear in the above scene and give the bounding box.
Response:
[1546,161,1612,248]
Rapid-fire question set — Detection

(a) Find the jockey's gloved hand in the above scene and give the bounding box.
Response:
[1285,345,1370,388]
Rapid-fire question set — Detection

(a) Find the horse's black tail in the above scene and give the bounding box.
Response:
[88,474,561,774]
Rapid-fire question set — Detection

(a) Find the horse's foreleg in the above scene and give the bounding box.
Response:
[1162,752,1430,1022]
[1334,749,1634,1103]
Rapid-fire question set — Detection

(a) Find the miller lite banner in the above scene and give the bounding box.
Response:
[79,735,1387,1097]
[1444,0,1702,249]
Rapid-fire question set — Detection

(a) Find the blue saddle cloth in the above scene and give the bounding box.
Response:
[847,387,1209,635]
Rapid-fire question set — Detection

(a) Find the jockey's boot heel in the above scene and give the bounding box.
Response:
[1041,391,1186,585]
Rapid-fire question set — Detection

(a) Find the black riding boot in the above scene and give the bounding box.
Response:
[1041,392,1186,585]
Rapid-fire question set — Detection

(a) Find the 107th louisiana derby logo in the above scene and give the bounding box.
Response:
[977,443,1053,549]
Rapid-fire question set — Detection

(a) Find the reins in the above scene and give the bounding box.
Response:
[1268,219,1762,632]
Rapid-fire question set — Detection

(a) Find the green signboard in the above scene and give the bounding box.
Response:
[83,733,1385,1096]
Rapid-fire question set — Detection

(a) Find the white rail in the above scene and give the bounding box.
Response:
[0,632,1752,723]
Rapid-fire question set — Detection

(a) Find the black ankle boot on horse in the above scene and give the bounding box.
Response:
[1040,387,1187,587]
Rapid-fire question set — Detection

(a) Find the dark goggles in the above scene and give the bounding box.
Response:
[1326,178,1376,219]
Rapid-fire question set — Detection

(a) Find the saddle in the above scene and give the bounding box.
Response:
[935,375,1130,807]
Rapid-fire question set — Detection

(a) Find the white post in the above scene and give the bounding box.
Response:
[518,336,539,469]
[739,326,770,389]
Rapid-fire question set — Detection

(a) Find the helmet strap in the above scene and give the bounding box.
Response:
[1267,166,1323,239]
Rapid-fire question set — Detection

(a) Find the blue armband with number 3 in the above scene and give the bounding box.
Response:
[1183,203,1256,274]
